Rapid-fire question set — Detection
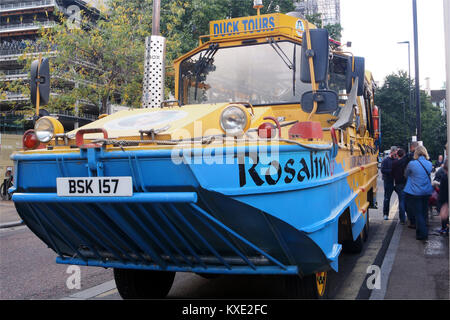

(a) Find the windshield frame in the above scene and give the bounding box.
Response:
[177,38,312,107]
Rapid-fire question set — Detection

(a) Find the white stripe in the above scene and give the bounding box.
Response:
[369,203,403,300]
[62,280,116,300]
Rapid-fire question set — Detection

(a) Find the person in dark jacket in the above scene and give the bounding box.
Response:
[404,146,434,240]
[438,161,448,235]
[434,165,446,183]
[434,155,444,171]
[381,146,398,220]
[392,149,408,224]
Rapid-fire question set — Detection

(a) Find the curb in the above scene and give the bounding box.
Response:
[0,220,24,229]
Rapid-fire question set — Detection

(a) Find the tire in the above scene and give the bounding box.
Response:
[113,268,176,299]
[0,183,6,201]
[284,272,329,299]
[195,273,220,279]
[343,233,363,254]
[363,209,370,242]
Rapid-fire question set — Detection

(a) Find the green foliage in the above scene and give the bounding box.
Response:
[5,0,295,115]
[375,71,447,160]
[305,13,322,28]
[324,23,342,42]
[304,13,342,41]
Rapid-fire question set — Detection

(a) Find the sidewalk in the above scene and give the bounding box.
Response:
[0,200,23,228]
[380,209,449,299]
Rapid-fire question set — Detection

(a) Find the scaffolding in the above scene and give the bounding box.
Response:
[294,0,340,26]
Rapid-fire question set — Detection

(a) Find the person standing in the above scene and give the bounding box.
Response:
[392,149,408,224]
[404,146,434,240]
[409,141,418,159]
[438,161,448,235]
[435,155,444,169]
[381,146,398,220]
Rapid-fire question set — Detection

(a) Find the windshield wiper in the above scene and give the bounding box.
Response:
[268,37,296,96]
[194,43,219,100]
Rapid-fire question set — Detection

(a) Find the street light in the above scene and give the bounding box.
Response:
[397,41,412,112]
[412,0,421,141]
[398,40,412,145]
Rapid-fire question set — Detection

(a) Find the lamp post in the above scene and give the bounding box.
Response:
[397,41,412,112]
[401,100,408,149]
[412,0,421,141]
[398,40,412,145]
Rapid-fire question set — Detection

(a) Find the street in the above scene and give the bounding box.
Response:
[0,176,448,300]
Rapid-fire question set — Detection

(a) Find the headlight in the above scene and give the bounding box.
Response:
[34,116,64,143]
[219,105,250,136]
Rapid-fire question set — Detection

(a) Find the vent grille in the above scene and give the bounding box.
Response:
[142,35,166,108]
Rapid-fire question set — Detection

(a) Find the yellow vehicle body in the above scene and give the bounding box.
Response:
[11,11,379,299]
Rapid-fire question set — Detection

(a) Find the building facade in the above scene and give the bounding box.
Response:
[294,0,341,26]
[0,0,100,134]
[0,0,100,178]
[430,89,447,115]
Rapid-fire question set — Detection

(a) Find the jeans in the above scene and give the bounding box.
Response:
[405,193,429,239]
[394,184,406,222]
[383,180,395,216]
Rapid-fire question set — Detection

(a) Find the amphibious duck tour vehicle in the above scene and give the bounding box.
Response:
[10,4,380,299]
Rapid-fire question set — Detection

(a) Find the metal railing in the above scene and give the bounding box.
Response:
[0,0,56,12]
[0,21,56,31]
[1,92,28,101]
[52,109,98,121]
[1,69,27,76]
[0,48,56,57]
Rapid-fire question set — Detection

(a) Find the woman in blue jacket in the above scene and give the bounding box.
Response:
[404,146,434,240]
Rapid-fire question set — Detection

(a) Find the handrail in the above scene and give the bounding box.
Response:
[0,0,55,11]
[0,21,56,31]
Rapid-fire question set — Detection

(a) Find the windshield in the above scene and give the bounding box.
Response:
[179,41,311,106]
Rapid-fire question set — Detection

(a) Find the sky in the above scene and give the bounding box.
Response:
[340,0,447,89]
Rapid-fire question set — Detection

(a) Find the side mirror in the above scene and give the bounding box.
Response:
[301,90,338,114]
[300,29,329,84]
[30,58,50,107]
[346,56,365,96]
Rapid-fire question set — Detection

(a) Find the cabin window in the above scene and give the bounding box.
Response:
[179,41,311,106]
[328,54,348,105]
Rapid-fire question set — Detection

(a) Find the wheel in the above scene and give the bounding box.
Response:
[363,209,370,242]
[113,268,176,299]
[0,183,6,201]
[342,233,363,254]
[284,271,329,299]
[195,273,220,279]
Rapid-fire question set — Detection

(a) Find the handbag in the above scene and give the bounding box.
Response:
[429,188,439,205]
[416,159,434,197]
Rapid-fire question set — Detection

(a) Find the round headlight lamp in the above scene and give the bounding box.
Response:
[219,105,251,136]
[34,116,64,143]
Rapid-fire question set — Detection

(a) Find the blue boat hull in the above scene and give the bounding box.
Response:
[11,144,367,276]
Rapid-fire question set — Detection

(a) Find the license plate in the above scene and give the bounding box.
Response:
[57,177,133,197]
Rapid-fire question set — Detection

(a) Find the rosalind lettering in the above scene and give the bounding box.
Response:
[182,304,216,318]
[238,151,331,187]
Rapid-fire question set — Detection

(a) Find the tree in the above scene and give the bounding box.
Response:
[375,71,446,160]
[5,0,295,115]
[305,13,343,41]
[6,2,145,116]
[324,23,343,42]
[107,0,294,95]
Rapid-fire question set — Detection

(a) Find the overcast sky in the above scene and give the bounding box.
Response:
[340,0,447,89]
